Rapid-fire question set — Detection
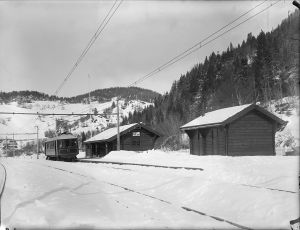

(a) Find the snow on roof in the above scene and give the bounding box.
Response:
[181,104,253,129]
[85,123,138,143]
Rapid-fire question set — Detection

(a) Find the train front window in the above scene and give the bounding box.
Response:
[58,139,77,148]
[70,139,77,147]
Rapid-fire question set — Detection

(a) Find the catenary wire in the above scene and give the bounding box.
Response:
[128,0,281,87]
[53,0,123,96]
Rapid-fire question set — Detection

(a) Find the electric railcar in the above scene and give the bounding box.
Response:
[44,133,79,161]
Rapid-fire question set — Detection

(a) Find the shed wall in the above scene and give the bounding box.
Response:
[86,126,158,157]
[228,110,275,156]
[121,127,157,151]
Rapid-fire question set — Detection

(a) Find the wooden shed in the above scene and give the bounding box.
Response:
[180,104,285,156]
[84,123,161,157]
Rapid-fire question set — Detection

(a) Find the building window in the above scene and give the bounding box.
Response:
[132,132,140,137]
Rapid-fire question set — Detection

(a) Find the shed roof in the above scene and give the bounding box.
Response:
[45,133,77,142]
[84,123,161,144]
[181,104,286,130]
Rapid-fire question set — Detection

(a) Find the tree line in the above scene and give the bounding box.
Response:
[0,87,160,104]
[122,10,299,149]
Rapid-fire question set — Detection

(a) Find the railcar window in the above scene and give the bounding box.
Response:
[46,142,55,149]
[58,139,77,148]
[58,140,66,148]
[70,139,77,147]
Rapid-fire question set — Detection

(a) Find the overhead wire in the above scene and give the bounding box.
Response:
[128,0,281,87]
[1,1,282,133]
[0,112,117,116]
[0,133,37,136]
[53,0,123,96]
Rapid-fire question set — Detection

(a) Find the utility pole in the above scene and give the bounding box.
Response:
[35,126,39,159]
[88,74,93,137]
[12,133,15,157]
[117,97,120,151]
[5,136,7,156]
[55,118,58,136]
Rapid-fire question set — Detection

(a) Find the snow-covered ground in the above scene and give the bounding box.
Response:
[1,150,299,229]
[271,97,299,153]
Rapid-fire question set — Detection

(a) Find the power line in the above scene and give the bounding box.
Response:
[128,0,280,87]
[2,138,36,142]
[0,133,37,136]
[0,112,117,116]
[53,0,123,96]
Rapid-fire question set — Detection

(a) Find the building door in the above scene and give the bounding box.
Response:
[192,130,200,155]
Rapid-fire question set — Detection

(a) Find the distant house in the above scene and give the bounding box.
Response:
[84,123,161,157]
[0,138,18,150]
[180,104,285,156]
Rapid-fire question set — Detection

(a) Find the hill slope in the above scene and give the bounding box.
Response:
[0,97,154,146]
[0,87,160,104]
[123,10,299,149]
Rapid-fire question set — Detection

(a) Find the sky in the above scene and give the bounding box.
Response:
[0,0,297,97]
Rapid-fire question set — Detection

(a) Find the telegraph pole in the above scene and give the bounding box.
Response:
[117,97,120,151]
[35,126,39,159]
[12,133,15,157]
[5,136,7,156]
[88,74,93,137]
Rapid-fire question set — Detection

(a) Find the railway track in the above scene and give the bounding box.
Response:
[76,160,298,194]
[77,159,204,171]
[27,161,253,230]
[26,159,299,196]
[0,162,7,227]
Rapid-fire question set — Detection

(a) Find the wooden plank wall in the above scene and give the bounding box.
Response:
[228,110,274,156]
[121,127,157,151]
[217,127,226,155]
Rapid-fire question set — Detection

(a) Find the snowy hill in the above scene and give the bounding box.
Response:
[268,97,299,155]
[0,97,153,142]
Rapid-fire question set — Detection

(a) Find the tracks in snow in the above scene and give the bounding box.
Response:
[79,160,298,194]
[78,159,204,171]
[0,162,7,226]
[27,161,253,230]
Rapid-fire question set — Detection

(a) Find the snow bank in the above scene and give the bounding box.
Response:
[85,150,299,191]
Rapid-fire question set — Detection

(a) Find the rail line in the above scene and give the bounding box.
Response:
[0,162,7,227]
[27,159,298,195]
[78,159,204,171]
[77,160,298,194]
[27,161,252,230]
[240,183,297,194]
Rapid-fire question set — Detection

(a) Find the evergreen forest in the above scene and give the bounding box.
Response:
[122,11,299,149]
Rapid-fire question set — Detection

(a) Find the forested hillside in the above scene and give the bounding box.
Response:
[122,11,299,148]
[0,87,160,104]
[69,87,160,103]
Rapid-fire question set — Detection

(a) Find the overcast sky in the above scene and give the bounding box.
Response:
[0,0,296,97]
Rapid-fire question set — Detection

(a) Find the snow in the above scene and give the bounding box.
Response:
[273,97,300,149]
[181,103,252,129]
[0,99,152,141]
[85,123,137,143]
[1,150,299,229]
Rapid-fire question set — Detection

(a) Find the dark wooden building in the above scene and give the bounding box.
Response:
[84,123,161,157]
[181,104,285,156]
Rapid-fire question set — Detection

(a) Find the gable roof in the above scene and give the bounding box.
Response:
[181,104,286,130]
[84,123,161,144]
